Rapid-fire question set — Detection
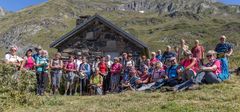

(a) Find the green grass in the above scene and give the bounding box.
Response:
[6,74,240,112]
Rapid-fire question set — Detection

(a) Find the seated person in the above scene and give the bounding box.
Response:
[150,57,183,90]
[180,50,199,81]
[89,69,103,95]
[129,67,150,90]
[137,62,165,91]
[170,50,224,91]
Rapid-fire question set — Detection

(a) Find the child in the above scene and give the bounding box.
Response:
[50,53,63,95]
[64,55,77,96]
[89,69,103,95]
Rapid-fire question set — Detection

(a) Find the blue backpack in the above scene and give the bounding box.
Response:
[218,58,229,81]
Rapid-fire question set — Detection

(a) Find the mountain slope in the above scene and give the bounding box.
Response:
[0,0,239,60]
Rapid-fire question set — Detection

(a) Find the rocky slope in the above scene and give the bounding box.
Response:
[0,0,239,56]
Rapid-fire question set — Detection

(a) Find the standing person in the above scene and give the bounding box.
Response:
[123,54,135,83]
[215,35,232,79]
[21,49,35,71]
[98,57,108,95]
[179,39,189,62]
[191,40,205,65]
[92,56,101,73]
[215,35,233,58]
[106,55,113,91]
[174,46,180,62]
[32,46,42,61]
[156,50,162,62]
[64,55,77,96]
[73,54,82,94]
[139,55,150,72]
[121,53,128,67]
[35,50,49,96]
[89,69,103,95]
[49,53,63,95]
[110,57,122,92]
[5,46,23,80]
[78,57,91,95]
[161,46,176,65]
[5,45,23,66]
[75,54,82,71]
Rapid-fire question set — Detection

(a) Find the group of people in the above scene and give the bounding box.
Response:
[3,35,233,96]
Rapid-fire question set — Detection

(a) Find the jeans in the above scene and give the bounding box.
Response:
[36,71,48,95]
[80,78,87,95]
[137,82,155,91]
[150,78,179,90]
[103,75,110,95]
[173,71,221,91]
[111,74,120,92]
[51,70,62,89]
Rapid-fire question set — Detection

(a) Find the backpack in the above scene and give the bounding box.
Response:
[208,58,229,81]
[167,65,182,79]
[218,58,229,81]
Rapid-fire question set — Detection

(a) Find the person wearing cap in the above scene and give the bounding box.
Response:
[150,57,183,90]
[110,57,122,92]
[20,49,35,71]
[33,46,42,61]
[49,52,63,95]
[191,40,205,65]
[5,45,23,67]
[215,35,233,58]
[169,50,223,92]
[180,50,199,81]
[35,50,49,96]
[161,45,177,64]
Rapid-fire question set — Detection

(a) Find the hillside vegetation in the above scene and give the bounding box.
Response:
[1,63,240,112]
[0,0,240,111]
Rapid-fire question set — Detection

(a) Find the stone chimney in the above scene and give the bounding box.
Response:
[76,15,91,26]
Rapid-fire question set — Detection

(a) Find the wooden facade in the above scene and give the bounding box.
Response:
[50,14,149,62]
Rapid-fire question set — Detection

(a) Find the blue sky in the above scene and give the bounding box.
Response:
[0,0,240,12]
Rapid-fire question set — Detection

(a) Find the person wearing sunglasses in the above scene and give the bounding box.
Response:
[169,50,223,92]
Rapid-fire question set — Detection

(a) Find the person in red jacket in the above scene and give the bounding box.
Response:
[98,57,108,94]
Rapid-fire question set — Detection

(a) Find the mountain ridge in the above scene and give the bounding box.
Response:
[0,0,239,56]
